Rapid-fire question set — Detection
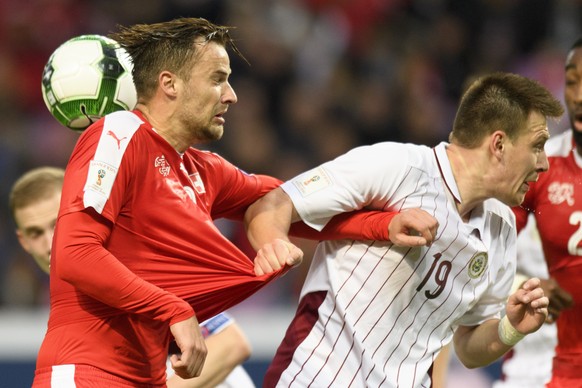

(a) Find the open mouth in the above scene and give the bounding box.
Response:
[574,112,582,131]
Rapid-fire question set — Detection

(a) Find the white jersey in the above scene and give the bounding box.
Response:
[492,215,556,388]
[269,142,516,388]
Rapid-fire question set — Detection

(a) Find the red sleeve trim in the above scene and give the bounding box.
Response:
[289,209,395,241]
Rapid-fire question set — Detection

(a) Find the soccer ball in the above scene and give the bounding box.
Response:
[41,34,137,132]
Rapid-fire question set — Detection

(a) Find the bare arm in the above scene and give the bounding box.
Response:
[167,323,251,388]
[453,278,548,368]
[432,344,451,388]
[245,187,300,249]
[245,187,439,275]
[244,187,303,276]
[169,317,208,379]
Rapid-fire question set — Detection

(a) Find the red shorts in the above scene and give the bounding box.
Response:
[33,364,166,388]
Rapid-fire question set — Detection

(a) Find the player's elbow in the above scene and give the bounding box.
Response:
[453,324,500,369]
[455,354,483,369]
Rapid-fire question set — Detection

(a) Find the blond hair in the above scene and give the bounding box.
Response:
[9,166,64,219]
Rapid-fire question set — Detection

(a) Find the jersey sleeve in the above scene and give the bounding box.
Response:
[289,209,395,241]
[199,152,283,221]
[53,209,194,324]
[59,111,142,224]
[455,219,517,327]
[281,143,410,230]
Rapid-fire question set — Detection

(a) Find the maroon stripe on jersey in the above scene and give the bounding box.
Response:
[263,291,327,388]
[336,176,452,385]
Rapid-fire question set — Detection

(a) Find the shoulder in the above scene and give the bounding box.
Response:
[545,129,573,157]
[185,148,231,168]
[484,199,516,229]
[339,142,432,164]
[80,110,144,145]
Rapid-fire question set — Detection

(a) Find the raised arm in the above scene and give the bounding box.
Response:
[245,187,439,276]
[290,207,438,247]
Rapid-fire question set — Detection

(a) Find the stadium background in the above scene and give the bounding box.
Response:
[1,0,580,386]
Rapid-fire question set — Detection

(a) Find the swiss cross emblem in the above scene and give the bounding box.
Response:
[190,172,206,194]
[548,181,574,206]
[154,155,170,176]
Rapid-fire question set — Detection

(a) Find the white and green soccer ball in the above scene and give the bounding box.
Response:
[41,34,137,132]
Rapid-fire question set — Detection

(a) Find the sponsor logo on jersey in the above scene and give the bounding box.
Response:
[106,130,128,149]
[468,252,488,279]
[96,169,106,186]
[85,160,117,198]
[154,155,171,176]
[293,167,332,196]
[548,181,574,206]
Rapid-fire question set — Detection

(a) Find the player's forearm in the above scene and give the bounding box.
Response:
[245,187,298,249]
[453,320,513,368]
[289,209,394,241]
[55,209,193,323]
[168,324,251,388]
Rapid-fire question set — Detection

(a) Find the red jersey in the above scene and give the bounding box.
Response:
[514,129,582,379]
[35,110,285,385]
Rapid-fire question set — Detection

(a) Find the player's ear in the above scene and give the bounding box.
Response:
[490,130,505,158]
[15,229,31,253]
[159,71,178,96]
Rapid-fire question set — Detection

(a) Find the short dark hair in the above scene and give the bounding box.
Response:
[450,72,563,147]
[570,37,582,51]
[109,17,244,101]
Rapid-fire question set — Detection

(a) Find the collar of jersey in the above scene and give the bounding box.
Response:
[434,142,462,204]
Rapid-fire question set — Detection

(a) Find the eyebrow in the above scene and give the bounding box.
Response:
[22,226,43,235]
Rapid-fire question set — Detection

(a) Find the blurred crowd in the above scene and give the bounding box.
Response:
[1,0,581,309]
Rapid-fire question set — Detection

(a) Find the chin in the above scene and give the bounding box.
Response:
[200,127,223,142]
[512,194,526,206]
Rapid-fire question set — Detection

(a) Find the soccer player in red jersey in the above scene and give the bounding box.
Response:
[29,18,433,387]
[9,166,255,387]
[28,18,297,387]
[513,37,582,388]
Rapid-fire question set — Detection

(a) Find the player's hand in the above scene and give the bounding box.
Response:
[169,316,207,379]
[506,277,549,335]
[388,208,439,247]
[253,238,303,276]
[538,278,573,323]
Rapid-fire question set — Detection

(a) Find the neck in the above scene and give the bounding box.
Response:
[137,104,190,153]
[446,144,489,220]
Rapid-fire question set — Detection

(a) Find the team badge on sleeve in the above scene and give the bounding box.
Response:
[292,167,333,196]
[84,160,118,213]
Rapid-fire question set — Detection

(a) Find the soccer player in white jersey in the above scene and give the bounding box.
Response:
[245,72,561,388]
[492,215,560,388]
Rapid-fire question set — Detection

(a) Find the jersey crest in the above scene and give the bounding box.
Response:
[468,252,488,279]
[154,155,171,176]
[548,181,575,206]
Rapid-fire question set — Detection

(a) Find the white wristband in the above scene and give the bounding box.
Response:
[498,315,525,346]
